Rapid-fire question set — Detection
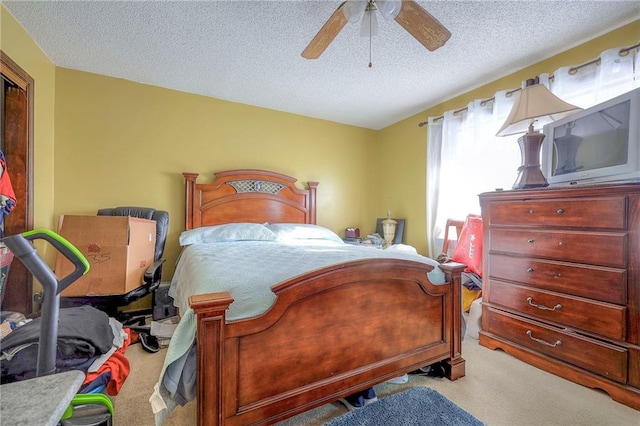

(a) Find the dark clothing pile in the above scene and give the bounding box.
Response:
[0,305,114,383]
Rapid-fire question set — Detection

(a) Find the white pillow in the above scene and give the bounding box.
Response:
[268,223,343,243]
[179,223,277,246]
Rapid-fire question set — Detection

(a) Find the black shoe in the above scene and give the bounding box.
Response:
[361,387,378,405]
[409,366,431,376]
[339,393,365,411]
[428,362,446,378]
[139,332,160,353]
[409,361,446,378]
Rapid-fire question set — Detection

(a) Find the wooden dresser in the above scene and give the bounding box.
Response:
[479,183,640,410]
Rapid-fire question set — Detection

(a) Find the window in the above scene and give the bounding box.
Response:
[426,44,640,257]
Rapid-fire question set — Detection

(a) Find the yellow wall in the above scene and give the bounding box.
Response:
[53,70,378,277]
[0,6,56,258]
[3,2,639,277]
[378,20,640,256]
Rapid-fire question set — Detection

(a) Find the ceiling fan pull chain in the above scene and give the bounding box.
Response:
[368,8,373,68]
[369,35,373,68]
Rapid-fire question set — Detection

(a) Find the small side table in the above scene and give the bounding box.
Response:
[0,370,85,426]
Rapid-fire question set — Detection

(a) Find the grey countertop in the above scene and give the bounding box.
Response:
[0,370,85,426]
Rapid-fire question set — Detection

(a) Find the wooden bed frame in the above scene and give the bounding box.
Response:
[182,169,466,426]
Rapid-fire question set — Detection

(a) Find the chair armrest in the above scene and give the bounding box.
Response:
[144,258,165,282]
[144,258,166,292]
[119,259,165,305]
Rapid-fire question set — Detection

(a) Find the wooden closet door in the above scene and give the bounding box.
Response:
[1,51,34,315]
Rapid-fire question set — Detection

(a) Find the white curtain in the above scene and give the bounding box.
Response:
[426,43,639,257]
[551,47,639,107]
[426,95,520,256]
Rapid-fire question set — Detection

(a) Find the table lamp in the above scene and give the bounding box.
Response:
[382,210,397,248]
[496,77,581,189]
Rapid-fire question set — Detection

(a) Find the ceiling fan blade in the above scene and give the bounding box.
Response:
[302,2,349,59]
[394,0,451,52]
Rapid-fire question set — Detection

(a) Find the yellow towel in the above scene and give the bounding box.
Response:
[462,287,482,313]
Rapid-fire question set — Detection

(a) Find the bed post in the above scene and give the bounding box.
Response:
[183,172,199,230]
[307,181,318,224]
[190,292,234,426]
[439,261,467,380]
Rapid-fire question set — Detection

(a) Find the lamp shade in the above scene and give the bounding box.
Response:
[496,84,581,137]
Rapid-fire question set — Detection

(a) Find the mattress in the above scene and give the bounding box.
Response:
[151,239,444,424]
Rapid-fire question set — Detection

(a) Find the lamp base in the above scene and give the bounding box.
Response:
[513,132,548,190]
[513,165,549,189]
[382,218,397,248]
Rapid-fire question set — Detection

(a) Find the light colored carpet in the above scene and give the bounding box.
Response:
[113,338,639,425]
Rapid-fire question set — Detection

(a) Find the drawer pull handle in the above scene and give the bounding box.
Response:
[528,209,534,214]
[556,209,565,215]
[526,330,562,348]
[527,238,535,244]
[527,297,562,311]
[526,267,534,273]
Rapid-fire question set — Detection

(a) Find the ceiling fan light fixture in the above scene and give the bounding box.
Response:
[343,0,367,23]
[377,0,401,20]
[302,0,451,60]
[360,9,379,38]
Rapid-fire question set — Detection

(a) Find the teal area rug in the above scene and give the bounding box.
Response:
[324,387,484,426]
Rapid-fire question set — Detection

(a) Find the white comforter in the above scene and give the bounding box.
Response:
[171,240,444,321]
[151,240,444,424]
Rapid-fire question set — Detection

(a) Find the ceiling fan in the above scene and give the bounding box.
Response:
[301,0,451,60]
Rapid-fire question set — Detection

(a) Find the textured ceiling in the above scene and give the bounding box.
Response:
[3,1,640,130]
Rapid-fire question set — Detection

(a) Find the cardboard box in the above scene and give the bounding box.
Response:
[55,215,156,297]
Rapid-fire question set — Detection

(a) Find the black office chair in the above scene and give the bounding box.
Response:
[56,207,169,324]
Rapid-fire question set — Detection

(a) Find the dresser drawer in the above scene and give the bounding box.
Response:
[488,280,626,341]
[489,229,626,268]
[484,307,628,384]
[488,254,626,305]
[488,197,626,229]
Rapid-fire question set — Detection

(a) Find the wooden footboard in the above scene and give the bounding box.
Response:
[190,259,466,426]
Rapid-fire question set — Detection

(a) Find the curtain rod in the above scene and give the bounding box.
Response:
[417,40,640,128]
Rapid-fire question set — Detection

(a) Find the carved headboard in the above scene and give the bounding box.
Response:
[183,169,318,230]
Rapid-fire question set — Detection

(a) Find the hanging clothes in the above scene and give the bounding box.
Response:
[0,150,16,238]
[0,150,16,214]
